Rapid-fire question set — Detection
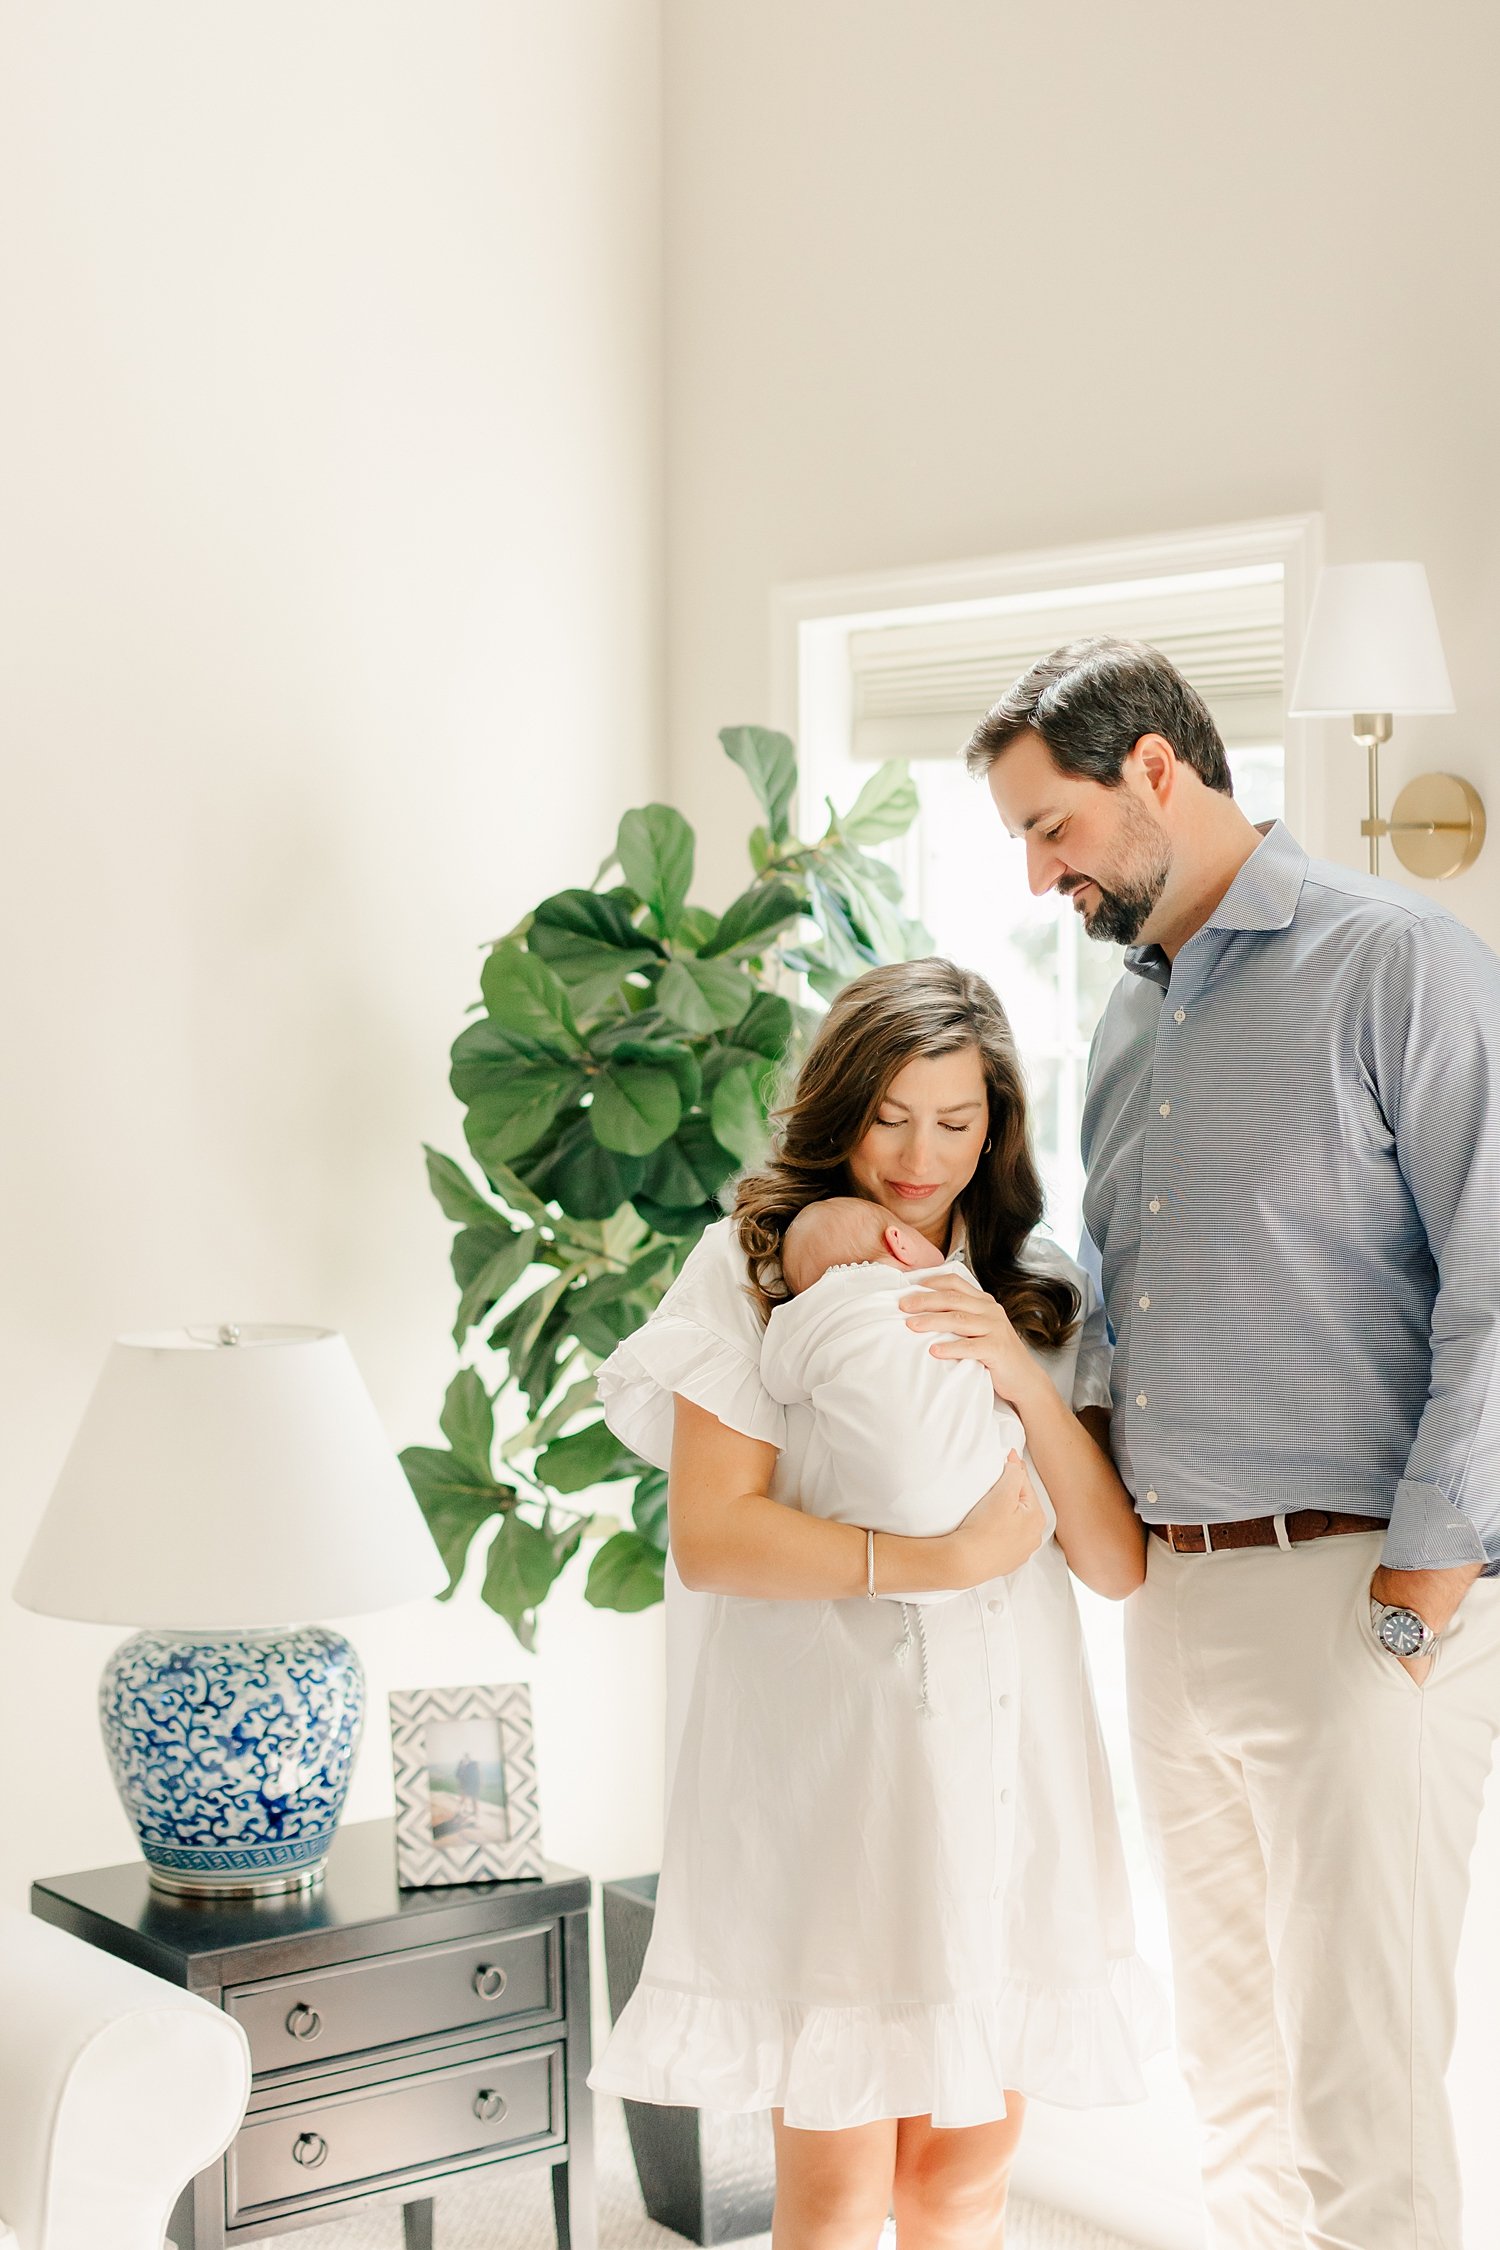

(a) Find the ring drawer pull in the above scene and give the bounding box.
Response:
[292,2131,329,2169]
[286,2003,323,2041]
[472,1962,508,2001]
[473,2087,508,2124]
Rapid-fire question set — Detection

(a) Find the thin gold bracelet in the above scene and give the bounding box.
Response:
[866,1526,876,1598]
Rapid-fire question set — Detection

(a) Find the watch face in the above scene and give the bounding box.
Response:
[1378,1605,1428,1658]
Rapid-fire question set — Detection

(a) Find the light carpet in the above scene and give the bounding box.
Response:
[261,2094,1149,2250]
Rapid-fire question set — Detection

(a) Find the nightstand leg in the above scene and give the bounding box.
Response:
[552,2153,597,2250]
[402,2196,435,2250]
[554,1905,597,2249]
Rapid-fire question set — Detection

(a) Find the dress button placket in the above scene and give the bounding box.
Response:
[981,1592,1019,1924]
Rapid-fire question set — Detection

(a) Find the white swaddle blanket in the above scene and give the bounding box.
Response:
[758,1257,1029,1603]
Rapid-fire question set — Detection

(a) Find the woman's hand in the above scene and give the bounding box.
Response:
[900,1272,1045,1412]
[947,1451,1047,1586]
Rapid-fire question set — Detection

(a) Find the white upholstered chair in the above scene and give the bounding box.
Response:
[0,1907,251,2250]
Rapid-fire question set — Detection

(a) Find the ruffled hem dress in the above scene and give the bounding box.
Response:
[587,1218,1169,2131]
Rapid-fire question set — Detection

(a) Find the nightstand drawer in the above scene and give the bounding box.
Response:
[225,1922,559,2073]
[228,2040,563,2218]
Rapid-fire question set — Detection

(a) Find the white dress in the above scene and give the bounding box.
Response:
[587,1218,1168,2131]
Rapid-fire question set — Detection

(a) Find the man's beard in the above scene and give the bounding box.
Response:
[1060,795,1172,946]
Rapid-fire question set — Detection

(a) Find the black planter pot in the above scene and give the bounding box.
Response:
[601,1875,777,2244]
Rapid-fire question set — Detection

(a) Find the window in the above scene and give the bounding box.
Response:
[780,520,1320,1253]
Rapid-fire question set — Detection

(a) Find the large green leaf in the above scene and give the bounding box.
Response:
[655,957,754,1035]
[839,761,920,844]
[824,846,912,961]
[450,1015,558,1088]
[698,879,804,958]
[588,1026,702,1110]
[588,1064,682,1156]
[632,1195,715,1241]
[617,806,694,939]
[632,1466,669,1549]
[398,1445,511,1599]
[481,1513,567,1649]
[531,887,657,955]
[529,890,661,1013]
[516,1375,598,1455]
[463,1066,583,1168]
[450,1223,541,1345]
[527,1118,646,1220]
[536,1418,636,1494]
[480,943,583,1051]
[710,1061,769,1166]
[640,1113,739,1207]
[720,725,796,843]
[438,1369,494,1479]
[677,905,719,951]
[423,1146,502,1230]
[584,1528,667,1613]
[476,1153,556,1227]
[733,991,796,1060]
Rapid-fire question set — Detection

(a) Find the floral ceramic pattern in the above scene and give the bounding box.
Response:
[99,1625,364,1881]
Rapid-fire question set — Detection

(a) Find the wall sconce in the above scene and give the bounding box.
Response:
[1287,561,1484,879]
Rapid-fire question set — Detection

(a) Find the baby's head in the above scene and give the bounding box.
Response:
[781,1196,947,1296]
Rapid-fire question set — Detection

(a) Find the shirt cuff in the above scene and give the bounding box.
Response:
[1381,1479,1491,1573]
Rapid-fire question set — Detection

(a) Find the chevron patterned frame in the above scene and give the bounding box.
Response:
[388,1681,545,1888]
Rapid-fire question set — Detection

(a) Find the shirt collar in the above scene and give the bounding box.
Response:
[1124,819,1308,985]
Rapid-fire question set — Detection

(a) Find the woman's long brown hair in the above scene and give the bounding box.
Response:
[733,958,1079,1349]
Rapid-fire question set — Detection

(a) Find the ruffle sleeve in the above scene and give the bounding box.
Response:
[596,1218,787,1471]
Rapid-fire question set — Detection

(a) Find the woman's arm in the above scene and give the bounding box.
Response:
[669,1394,1045,1598]
[902,1278,1146,1599]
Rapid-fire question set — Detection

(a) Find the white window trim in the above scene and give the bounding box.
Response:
[770,511,1325,846]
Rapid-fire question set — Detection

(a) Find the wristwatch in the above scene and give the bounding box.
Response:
[1370,1599,1438,1662]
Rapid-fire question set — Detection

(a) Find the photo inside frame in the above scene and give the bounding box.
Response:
[421,1715,512,1851]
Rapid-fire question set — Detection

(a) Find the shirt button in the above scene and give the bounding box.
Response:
[1174,1008,1186,1024]
[1136,1393,1148,1408]
[1146,1489,1159,1505]
[1159,1101,1171,1118]
[995,1692,1010,1708]
[999,1787,1012,1804]
[1139,1294,1151,1309]
[986,1596,1004,1615]
[1149,1197,1162,1214]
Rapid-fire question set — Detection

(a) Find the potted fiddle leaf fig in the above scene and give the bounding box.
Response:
[400,725,928,1648]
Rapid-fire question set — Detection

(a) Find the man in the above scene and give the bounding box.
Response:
[967,636,1500,2250]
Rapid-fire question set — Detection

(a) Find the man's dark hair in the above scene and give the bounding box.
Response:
[964,635,1234,795]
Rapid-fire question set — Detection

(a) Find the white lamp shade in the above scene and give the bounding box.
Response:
[14,1325,448,1629]
[1288,562,1455,716]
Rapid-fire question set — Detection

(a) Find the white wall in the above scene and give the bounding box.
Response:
[0,0,667,2015]
[660,1,1500,2233]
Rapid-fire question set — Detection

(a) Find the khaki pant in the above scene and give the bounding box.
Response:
[1126,1528,1500,2250]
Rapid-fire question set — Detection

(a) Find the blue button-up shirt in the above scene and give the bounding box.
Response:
[1080,819,1500,1573]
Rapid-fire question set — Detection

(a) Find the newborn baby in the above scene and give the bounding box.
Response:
[761,1196,1032,1603]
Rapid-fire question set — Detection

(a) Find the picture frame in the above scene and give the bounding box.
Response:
[388,1681,545,1888]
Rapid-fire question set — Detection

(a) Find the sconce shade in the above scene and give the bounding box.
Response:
[1288,563,1455,716]
[14,1325,446,1630]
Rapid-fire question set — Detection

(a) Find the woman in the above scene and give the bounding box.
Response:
[589,959,1163,2250]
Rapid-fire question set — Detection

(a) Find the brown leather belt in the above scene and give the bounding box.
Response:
[1148,1510,1387,1555]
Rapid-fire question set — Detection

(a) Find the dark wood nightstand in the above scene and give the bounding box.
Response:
[31,1817,596,2250]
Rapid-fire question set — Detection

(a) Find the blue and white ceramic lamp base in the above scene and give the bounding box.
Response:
[99,1623,365,1896]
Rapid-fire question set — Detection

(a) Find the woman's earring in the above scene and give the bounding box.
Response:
[983,1136,993,1155]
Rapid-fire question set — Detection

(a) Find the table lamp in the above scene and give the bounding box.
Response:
[1287,560,1483,878]
[14,1323,447,1898]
